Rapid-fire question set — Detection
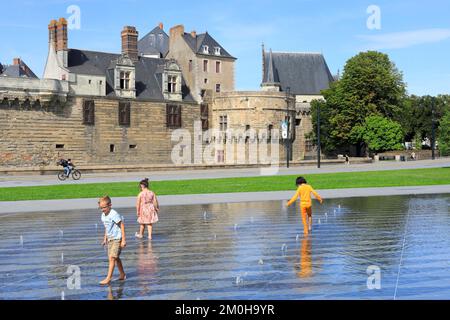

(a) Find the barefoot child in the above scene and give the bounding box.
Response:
[286,177,323,236]
[135,178,159,240]
[99,196,126,285]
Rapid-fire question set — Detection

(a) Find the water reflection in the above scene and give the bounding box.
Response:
[137,241,158,296]
[107,282,124,300]
[297,238,312,278]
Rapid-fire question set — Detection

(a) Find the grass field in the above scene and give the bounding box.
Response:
[0,168,449,201]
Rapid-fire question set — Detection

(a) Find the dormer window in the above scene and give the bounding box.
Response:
[168,75,177,93]
[162,60,182,102]
[120,71,130,89]
[202,45,209,54]
[214,47,221,55]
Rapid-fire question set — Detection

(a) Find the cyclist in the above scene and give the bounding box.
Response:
[59,158,73,177]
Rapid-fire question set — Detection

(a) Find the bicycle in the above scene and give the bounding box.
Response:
[57,166,81,181]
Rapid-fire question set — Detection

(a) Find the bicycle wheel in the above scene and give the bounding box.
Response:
[57,171,67,181]
[72,170,81,180]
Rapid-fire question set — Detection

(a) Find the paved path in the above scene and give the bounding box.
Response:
[0,158,448,188]
[1,185,449,215]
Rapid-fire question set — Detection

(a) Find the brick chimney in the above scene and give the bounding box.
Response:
[159,22,164,30]
[121,26,139,62]
[190,30,196,38]
[13,58,21,66]
[48,19,58,51]
[56,18,68,51]
[169,25,185,52]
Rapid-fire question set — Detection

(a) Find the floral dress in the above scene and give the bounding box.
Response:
[137,189,159,225]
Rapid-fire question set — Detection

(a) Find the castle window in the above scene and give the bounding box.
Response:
[110,144,115,153]
[216,61,221,73]
[202,45,209,54]
[219,115,228,131]
[120,71,130,89]
[118,101,131,126]
[189,60,193,72]
[203,60,208,72]
[204,78,208,84]
[56,144,65,149]
[214,47,221,55]
[82,99,95,125]
[129,144,137,149]
[215,84,221,93]
[268,124,273,142]
[168,75,177,93]
[201,103,209,130]
[245,125,250,143]
[166,104,182,128]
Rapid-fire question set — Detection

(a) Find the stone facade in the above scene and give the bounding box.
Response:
[0,94,198,167]
[166,25,236,103]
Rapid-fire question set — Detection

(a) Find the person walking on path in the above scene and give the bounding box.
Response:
[286,176,323,236]
[135,178,159,240]
[345,154,350,165]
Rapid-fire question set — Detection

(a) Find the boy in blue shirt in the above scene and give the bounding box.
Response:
[99,196,126,285]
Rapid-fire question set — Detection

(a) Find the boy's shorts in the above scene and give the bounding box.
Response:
[107,239,122,258]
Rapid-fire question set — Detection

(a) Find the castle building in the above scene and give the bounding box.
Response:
[0,18,333,170]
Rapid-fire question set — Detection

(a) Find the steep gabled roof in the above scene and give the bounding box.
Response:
[0,60,38,78]
[182,32,236,59]
[263,51,334,95]
[138,26,170,58]
[67,49,194,101]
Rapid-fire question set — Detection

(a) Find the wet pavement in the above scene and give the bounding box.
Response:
[1,194,450,300]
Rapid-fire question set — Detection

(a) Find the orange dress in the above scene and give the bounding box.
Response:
[137,189,159,225]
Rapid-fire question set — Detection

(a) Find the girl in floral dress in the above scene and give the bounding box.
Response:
[135,178,159,240]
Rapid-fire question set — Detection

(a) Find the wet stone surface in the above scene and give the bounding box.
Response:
[0,194,449,300]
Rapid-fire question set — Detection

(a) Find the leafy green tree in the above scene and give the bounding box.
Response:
[438,109,450,156]
[361,115,404,153]
[311,51,406,155]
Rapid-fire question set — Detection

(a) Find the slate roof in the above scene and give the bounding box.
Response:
[182,32,236,59]
[0,60,38,78]
[67,49,194,102]
[138,26,169,58]
[263,51,334,95]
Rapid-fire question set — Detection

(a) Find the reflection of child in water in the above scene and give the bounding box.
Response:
[297,238,312,278]
[286,176,323,236]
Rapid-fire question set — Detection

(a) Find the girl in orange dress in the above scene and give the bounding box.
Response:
[135,178,159,240]
[286,176,323,236]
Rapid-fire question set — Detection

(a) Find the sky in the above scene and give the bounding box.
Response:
[1,0,449,96]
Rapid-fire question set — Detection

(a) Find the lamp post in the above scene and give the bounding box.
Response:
[431,98,436,160]
[317,102,321,168]
[286,87,291,168]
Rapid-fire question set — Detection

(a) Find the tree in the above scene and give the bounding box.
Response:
[311,51,406,156]
[361,115,404,153]
[438,109,450,156]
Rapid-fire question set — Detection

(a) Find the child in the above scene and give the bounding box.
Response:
[99,195,126,285]
[286,176,323,236]
[135,178,159,240]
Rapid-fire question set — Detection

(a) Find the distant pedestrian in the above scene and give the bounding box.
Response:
[345,154,350,165]
[99,195,126,285]
[286,176,323,236]
[411,152,416,160]
[135,178,159,240]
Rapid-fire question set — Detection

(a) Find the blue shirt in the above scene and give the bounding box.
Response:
[101,209,122,240]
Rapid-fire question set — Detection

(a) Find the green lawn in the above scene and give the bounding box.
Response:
[0,168,449,202]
